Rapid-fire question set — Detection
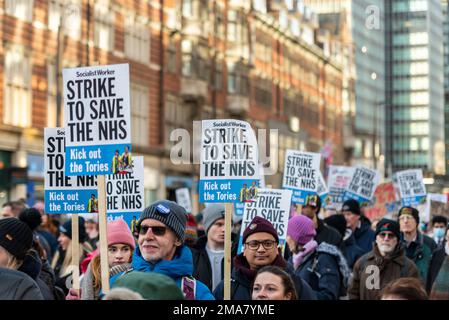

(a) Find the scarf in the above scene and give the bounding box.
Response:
[292,239,318,270]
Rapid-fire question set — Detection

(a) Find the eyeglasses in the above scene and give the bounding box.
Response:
[137,225,167,236]
[378,232,395,240]
[245,240,277,251]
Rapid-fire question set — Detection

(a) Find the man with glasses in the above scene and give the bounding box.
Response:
[213,216,316,300]
[348,218,418,300]
[427,227,449,299]
[398,206,437,281]
[110,200,214,300]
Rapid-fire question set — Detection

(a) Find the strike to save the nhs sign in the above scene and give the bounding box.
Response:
[63,64,132,176]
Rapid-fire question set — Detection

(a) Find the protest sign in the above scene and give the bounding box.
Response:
[44,128,97,214]
[396,169,427,207]
[175,188,192,214]
[327,165,354,210]
[238,189,292,253]
[199,119,260,203]
[343,166,380,204]
[106,156,144,232]
[63,64,131,176]
[425,193,448,223]
[282,150,321,205]
[317,171,329,208]
[364,182,399,221]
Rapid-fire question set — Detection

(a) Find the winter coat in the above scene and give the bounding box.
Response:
[353,217,375,255]
[343,232,365,270]
[191,236,223,291]
[316,219,343,248]
[0,268,44,300]
[18,249,55,300]
[110,245,214,300]
[401,232,437,281]
[348,243,419,300]
[292,242,350,300]
[426,246,447,293]
[213,252,316,300]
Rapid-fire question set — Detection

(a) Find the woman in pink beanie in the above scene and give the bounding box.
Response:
[286,215,350,300]
[68,219,136,300]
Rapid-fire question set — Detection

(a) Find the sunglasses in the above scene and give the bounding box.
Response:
[378,232,395,239]
[137,225,167,236]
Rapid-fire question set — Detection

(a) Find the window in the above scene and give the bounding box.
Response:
[182,39,195,76]
[4,47,31,127]
[125,15,150,64]
[5,0,34,21]
[228,10,237,42]
[165,95,192,146]
[254,78,272,107]
[47,62,57,127]
[214,6,225,38]
[167,41,177,74]
[131,84,150,146]
[48,0,81,40]
[94,1,114,51]
[227,61,249,95]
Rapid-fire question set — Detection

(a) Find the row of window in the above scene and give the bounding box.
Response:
[4,0,150,65]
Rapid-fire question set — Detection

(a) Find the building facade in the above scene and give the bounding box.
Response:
[385,0,445,176]
[0,0,344,209]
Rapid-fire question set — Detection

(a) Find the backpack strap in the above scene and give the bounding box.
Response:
[182,276,196,300]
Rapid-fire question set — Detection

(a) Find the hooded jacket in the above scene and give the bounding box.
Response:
[316,219,343,248]
[110,245,214,300]
[292,242,351,300]
[0,268,44,300]
[348,243,419,300]
[191,235,223,291]
[213,252,316,300]
[353,217,375,255]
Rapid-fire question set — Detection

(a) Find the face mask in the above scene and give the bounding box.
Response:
[434,228,445,239]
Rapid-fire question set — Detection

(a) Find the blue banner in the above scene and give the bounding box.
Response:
[401,195,426,207]
[45,189,98,214]
[286,188,317,205]
[199,179,260,204]
[65,144,132,176]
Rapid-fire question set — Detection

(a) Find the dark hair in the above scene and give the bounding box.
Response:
[431,215,448,226]
[252,266,297,300]
[381,277,428,300]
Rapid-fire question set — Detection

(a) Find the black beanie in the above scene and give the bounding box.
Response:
[398,206,420,225]
[19,208,42,231]
[0,218,33,260]
[60,216,87,243]
[324,214,347,238]
[342,199,361,215]
[375,218,401,240]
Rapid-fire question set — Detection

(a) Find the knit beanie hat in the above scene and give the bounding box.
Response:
[398,206,420,225]
[202,204,225,233]
[342,199,361,215]
[184,214,198,244]
[242,216,279,244]
[138,200,187,242]
[19,208,42,231]
[287,215,316,246]
[112,271,184,300]
[107,219,135,250]
[375,218,401,240]
[60,216,87,243]
[324,214,347,238]
[0,218,33,260]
